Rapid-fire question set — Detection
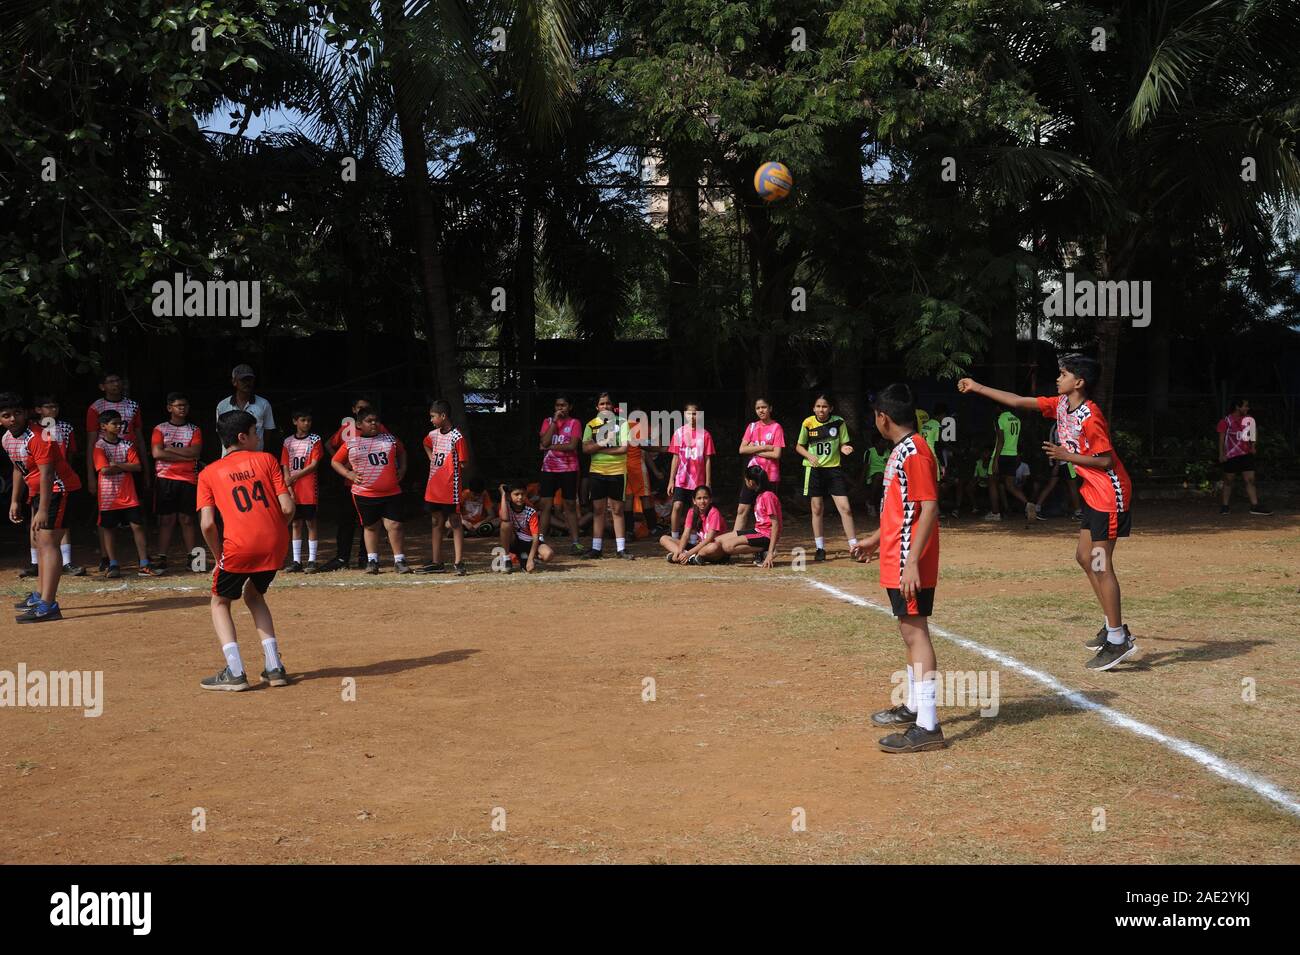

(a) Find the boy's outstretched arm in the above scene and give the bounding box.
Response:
[957,378,1039,411]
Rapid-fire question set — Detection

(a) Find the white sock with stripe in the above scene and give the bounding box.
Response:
[815,537,825,550]
[308,540,318,561]
[591,538,603,551]
[616,537,626,552]
[222,642,245,678]
[916,678,938,731]
[292,539,302,562]
[261,637,282,671]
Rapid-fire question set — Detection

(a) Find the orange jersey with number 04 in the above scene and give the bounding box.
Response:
[196,450,290,573]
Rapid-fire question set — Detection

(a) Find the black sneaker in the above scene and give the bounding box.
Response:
[454,562,467,577]
[150,554,168,568]
[16,601,62,624]
[1084,625,1109,650]
[583,549,604,559]
[365,559,380,575]
[615,550,635,560]
[63,563,85,576]
[17,563,37,578]
[418,562,446,574]
[1250,505,1273,516]
[814,548,826,561]
[664,552,676,564]
[287,561,303,573]
[1086,634,1138,671]
[318,557,347,573]
[395,559,413,574]
[1219,504,1230,515]
[686,554,702,566]
[97,556,110,572]
[13,592,39,611]
[871,704,917,728]
[504,559,517,574]
[106,565,121,579]
[1033,505,1047,522]
[303,561,319,574]
[878,723,946,753]
[261,666,290,687]
[752,554,766,566]
[199,667,249,692]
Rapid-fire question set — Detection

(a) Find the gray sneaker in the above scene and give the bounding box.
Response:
[1084,625,1108,650]
[199,667,250,692]
[871,704,917,728]
[1086,635,1138,671]
[395,559,413,574]
[365,559,380,575]
[261,666,290,688]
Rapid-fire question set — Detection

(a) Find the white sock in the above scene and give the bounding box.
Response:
[292,539,303,561]
[916,678,938,731]
[394,553,405,563]
[261,637,282,671]
[60,543,72,564]
[616,537,626,552]
[222,642,245,678]
[815,536,825,550]
[308,540,318,561]
[29,547,38,564]
[906,665,916,712]
[367,552,379,562]
[848,537,858,549]
[592,538,603,551]
[1106,622,1127,645]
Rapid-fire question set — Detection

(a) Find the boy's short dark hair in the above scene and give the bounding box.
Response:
[872,383,916,428]
[291,408,312,420]
[1228,396,1247,412]
[0,392,25,412]
[100,371,120,383]
[99,409,123,425]
[509,480,529,493]
[430,399,451,416]
[217,409,257,448]
[1059,353,1101,394]
[166,391,189,404]
[33,394,57,407]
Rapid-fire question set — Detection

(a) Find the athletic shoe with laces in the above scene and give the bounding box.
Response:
[418,562,446,574]
[63,563,85,576]
[686,554,702,566]
[98,556,110,573]
[303,561,319,574]
[752,554,766,567]
[814,548,826,561]
[878,722,946,753]
[137,565,164,578]
[1084,625,1109,650]
[199,667,249,692]
[615,550,635,560]
[287,561,303,573]
[583,548,603,559]
[1086,634,1138,671]
[1032,505,1047,521]
[106,565,121,579]
[318,556,347,573]
[664,552,676,564]
[365,559,380,575]
[1250,505,1273,516]
[16,601,63,624]
[150,554,168,569]
[14,592,39,611]
[871,704,917,728]
[17,563,37,578]
[395,559,413,574]
[454,562,467,576]
[261,666,290,687]
[982,511,1002,522]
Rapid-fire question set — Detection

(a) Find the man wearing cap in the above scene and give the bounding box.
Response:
[215,365,277,457]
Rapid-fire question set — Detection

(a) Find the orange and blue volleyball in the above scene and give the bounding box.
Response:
[754,162,793,202]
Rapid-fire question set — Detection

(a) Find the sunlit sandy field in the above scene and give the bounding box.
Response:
[2,502,1298,863]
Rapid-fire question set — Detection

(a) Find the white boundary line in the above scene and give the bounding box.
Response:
[805,577,1300,819]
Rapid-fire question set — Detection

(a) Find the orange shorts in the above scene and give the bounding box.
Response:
[626,464,647,499]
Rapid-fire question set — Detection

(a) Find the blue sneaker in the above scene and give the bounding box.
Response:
[13,592,39,611]
[16,601,62,623]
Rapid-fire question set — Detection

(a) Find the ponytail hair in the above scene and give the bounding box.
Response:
[744,464,769,491]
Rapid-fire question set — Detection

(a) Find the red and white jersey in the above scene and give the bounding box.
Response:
[1217,412,1254,459]
[508,503,541,542]
[87,398,143,443]
[281,433,323,505]
[879,433,940,590]
[38,418,78,457]
[93,437,141,510]
[333,432,403,498]
[423,427,467,504]
[1038,396,1132,513]
[152,421,202,483]
[3,428,82,496]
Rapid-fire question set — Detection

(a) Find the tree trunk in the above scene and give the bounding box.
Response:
[514,195,537,400]
[988,212,1020,391]
[666,147,702,391]
[382,0,463,422]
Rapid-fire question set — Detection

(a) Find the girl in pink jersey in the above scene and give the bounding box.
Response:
[660,486,726,565]
[701,466,782,568]
[733,397,785,532]
[666,402,715,540]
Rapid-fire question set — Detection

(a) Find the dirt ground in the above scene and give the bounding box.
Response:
[2,502,1298,863]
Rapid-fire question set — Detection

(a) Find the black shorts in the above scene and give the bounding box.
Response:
[995,454,1021,474]
[886,587,935,618]
[99,506,143,528]
[212,568,276,600]
[737,532,770,551]
[508,536,536,558]
[803,466,849,498]
[738,483,757,506]
[154,477,197,515]
[671,486,696,506]
[424,500,460,517]
[1080,502,1132,541]
[292,503,318,521]
[1223,454,1255,474]
[588,473,625,501]
[354,493,404,526]
[539,471,579,500]
[29,491,72,530]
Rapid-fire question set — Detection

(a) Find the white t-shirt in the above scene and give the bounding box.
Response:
[1014,461,1031,487]
[215,394,276,455]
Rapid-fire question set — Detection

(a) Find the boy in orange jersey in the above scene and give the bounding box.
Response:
[196,410,295,691]
[281,408,324,572]
[94,410,162,578]
[330,408,409,575]
[420,398,469,575]
[151,392,203,570]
